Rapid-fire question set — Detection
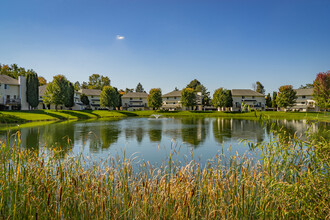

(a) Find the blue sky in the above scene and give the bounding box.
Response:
[1,0,329,95]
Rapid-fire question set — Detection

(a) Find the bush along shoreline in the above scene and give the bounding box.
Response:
[0,124,329,219]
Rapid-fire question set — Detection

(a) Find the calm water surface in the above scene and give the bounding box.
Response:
[0,117,327,165]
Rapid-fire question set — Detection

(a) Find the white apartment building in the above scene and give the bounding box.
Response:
[0,75,29,110]
[290,89,318,112]
[121,92,148,111]
[231,89,266,111]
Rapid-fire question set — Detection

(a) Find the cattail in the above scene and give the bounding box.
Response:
[59,186,63,202]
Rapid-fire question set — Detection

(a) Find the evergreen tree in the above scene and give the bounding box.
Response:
[272,91,278,109]
[80,94,89,106]
[147,88,162,109]
[266,93,272,108]
[254,81,265,94]
[74,81,80,91]
[64,82,74,108]
[135,83,145,93]
[100,86,120,109]
[181,88,196,109]
[26,70,39,109]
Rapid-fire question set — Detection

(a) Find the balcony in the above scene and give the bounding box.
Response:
[6,98,21,105]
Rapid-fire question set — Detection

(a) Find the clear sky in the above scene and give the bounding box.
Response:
[1,0,329,95]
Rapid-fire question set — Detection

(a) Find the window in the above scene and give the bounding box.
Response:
[167,97,169,100]
[140,98,142,100]
[130,98,133,100]
[302,96,306,99]
[91,96,94,98]
[252,96,255,99]
[5,84,9,89]
[14,95,16,99]
[174,97,176,99]
[6,95,10,100]
[301,102,305,104]
[242,96,245,99]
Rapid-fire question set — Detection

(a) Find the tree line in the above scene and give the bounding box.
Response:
[0,63,329,112]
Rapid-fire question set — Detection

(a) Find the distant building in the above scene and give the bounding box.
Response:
[78,89,101,110]
[231,89,266,111]
[162,90,183,110]
[0,75,28,110]
[290,88,318,112]
[121,92,148,111]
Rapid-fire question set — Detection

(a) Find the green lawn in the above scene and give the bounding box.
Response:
[0,109,328,124]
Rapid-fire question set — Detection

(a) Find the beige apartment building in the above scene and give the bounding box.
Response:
[290,88,318,112]
[231,89,266,111]
[162,90,183,110]
[0,75,29,110]
[121,92,148,111]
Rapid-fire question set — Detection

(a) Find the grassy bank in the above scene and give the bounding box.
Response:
[0,110,329,124]
[0,128,329,219]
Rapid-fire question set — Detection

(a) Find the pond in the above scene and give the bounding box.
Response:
[0,117,328,165]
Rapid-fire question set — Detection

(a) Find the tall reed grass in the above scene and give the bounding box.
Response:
[0,126,329,219]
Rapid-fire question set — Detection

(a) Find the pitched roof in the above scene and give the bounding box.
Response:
[0,75,19,85]
[231,89,264,97]
[78,89,101,96]
[39,85,47,96]
[122,92,148,98]
[295,88,313,96]
[163,90,182,97]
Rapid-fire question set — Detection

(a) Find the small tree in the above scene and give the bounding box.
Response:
[100,86,119,109]
[43,75,69,111]
[148,88,162,110]
[64,82,74,108]
[313,71,330,113]
[276,85,297,109]
[74,81,80,91]
[26,71,39,109]
[272,91,278,109]
[255,81,265,94]
[80,94,89,106]
[181,88,196,110]
[136,83,145,93]
[265,93,272,108]
[212,88,231,111]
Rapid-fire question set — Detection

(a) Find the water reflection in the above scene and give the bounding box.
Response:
[0,118,328,162]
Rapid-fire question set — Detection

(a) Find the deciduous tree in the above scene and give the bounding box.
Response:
[313,71,330,113]
[212,88,232,110]
[181,88,196,109]
[43,75,69,110]
[74,81,80,91]
[38,76,47,86]
[80,94,89,106]
[88,74,110,90]
[147,88,162,109]
[100,86,120,109]
[276,85,297,109]
[253,81,265,94]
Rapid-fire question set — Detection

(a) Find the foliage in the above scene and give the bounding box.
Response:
[100,86,120,109]
[74,81,80,91]
[81,81,88,89]
[135,83,145,93]
[80,94,89,106]
[276,85,297,108]
[181,88,196,108]
[125,88,134,93]
[38,76,47,86]
[64,82,75,108]
[186,79,201,90]
[212,88,232,109]
[265,93,272,107]
[0,63,27,79]
[313,71,330,111]
[26,71,39,108]
[299,83,313,89]
[88,74,110,90]
[43,75,69,110]
[272,91,278,108]
[255,81,265,94]
[147,88,162,109]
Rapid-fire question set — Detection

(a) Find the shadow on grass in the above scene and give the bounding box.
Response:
[0,113,27,123]
[12,110,68,120]
[117,111,138,116]
[61,110,95,119]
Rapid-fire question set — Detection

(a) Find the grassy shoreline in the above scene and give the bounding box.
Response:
[1,128,329,219]
[0,109,329,125]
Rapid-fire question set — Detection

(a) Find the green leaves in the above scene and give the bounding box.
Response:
[181,88,196,108]
[276,85,297,108]
[147,88,162,109]
[100,86,120,109]
[26,71,39,108]
[313,71,330,111]
[212,88,232,108]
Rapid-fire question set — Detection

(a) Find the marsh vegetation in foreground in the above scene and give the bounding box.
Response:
[0,125,329,219]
